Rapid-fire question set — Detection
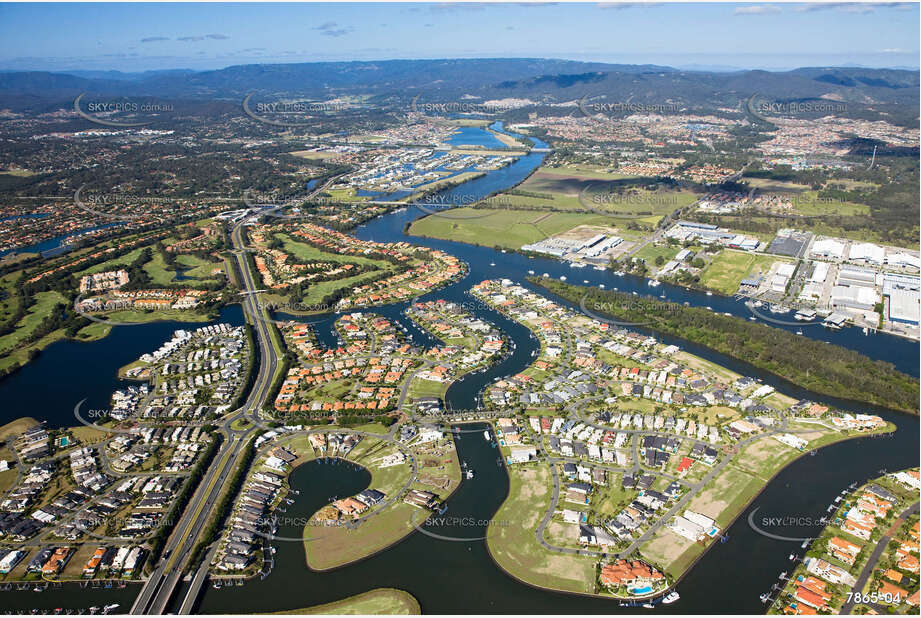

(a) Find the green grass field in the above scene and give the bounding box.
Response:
[74,247,147,278]
[486,168,697,221]
[634,244,681,266]
[539,164,635,180]
[277,233,389,269]
[0,290,66,357]
[698,250,789,295]
[406,377,447,400]
[264,589,420,614]
[408,208,617,250]
[487,463,597,594]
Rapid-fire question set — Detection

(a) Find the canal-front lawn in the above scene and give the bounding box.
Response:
[487,463,597,594]
[263,588,421,614]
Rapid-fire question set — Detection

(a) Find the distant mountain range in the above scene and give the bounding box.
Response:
[0,58,916,116]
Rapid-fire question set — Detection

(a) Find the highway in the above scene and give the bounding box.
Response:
[130,217,282,614]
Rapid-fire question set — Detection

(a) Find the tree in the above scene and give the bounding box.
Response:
[654,255,665,267]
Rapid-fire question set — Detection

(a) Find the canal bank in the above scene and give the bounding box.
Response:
[0,125,916,613]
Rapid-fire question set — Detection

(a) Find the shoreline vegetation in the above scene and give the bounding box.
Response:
[529,277,919,415]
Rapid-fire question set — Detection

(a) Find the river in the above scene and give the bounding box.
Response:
[0,125,917,613]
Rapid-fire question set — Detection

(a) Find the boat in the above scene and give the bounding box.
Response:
[584,280,589,284]
[465,469,474,479]
[542,273,549,278]
[527,270,534,275]
[706,291,713,296]
[642,603,656,609]
[594,266,605,271]
[760,593,770,603]
[571,262,586,268]
[796,329,803,335]
[662,591,680,604]
[648,280,660,287]
[483,430,490,440]
[489,262,495,266]
[559,276,566,281]
[599,284,605,289]
[101,606,119,615]
[753,300,763,308]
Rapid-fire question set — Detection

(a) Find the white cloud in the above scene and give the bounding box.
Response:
[794,2,915,14]
[734,5,781,15]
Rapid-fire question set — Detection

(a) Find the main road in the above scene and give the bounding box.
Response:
[130,217,282,614]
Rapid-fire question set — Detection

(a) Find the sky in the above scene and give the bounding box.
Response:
[0,2,918,73]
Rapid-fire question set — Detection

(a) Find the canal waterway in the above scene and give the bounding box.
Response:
[0,125,916,613]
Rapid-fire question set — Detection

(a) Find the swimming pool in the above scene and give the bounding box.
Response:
[629,585,653,595]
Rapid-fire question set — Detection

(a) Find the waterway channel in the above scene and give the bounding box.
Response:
[0,125,917,613]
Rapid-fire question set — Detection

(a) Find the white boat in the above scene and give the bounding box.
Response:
[583,280,589,284]
[465,469,474,479]
[483,430,490,440]
[542,273,549,278]
[527,270,535,275]
[594,266,605,271]
[706,291,713,296]
[559,276,567,281]
[489,262,495,266]
[642,603,655,609]
[102,606,119,615]
[599,284,605,289]
[796,330,803,335]
[662,591,680,604]
[753,300,763,308]
[648,280,660,287]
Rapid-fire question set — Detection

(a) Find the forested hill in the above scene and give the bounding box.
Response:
[531,278,920,415]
